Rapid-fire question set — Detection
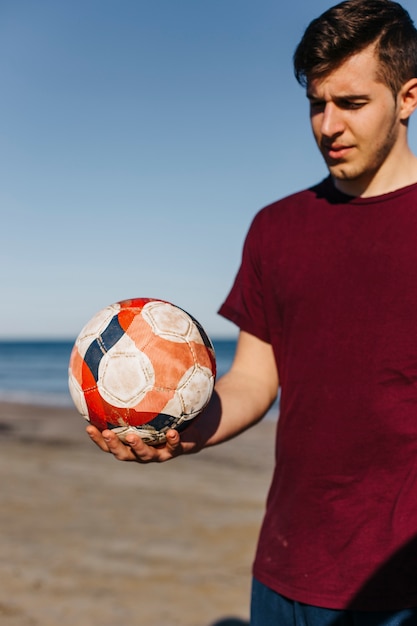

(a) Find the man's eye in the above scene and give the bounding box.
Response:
[340,100,366,109]
[309,101,325,113]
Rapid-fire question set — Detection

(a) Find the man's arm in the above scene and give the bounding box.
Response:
[86,330,279,462]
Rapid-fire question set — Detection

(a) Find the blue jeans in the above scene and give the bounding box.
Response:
[250,578,417,626]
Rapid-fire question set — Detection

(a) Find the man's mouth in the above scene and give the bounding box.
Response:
[323,143,353,160]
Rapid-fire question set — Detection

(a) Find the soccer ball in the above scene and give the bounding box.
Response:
[68,298,216,445]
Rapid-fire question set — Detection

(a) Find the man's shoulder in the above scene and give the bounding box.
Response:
[254,177,332,221]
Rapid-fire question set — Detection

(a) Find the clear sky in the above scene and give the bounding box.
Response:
[1,0,417,340]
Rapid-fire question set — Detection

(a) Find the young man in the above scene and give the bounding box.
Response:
[88,0,417,623]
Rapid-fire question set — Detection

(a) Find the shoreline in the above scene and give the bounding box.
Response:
[0,401,276,626]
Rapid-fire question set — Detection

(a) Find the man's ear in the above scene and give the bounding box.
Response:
[399,77,417,121]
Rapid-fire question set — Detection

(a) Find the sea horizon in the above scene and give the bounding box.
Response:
[0,337,238,408]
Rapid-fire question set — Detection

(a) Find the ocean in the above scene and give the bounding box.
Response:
[0,338,238,408]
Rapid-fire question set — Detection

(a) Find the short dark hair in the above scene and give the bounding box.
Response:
[293,0,417,96]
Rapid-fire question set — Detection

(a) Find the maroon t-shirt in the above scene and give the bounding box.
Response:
[219,177,417,610]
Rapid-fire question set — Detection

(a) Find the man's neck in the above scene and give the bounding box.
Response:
[333,150,417,198]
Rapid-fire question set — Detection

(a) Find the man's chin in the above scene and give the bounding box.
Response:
[327,163,355,181]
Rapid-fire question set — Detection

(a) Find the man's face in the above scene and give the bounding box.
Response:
[307,46,402,196]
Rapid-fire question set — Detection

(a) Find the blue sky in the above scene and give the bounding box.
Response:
[1,0,417,339]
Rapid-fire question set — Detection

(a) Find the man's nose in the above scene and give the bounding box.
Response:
[320,103,344,137]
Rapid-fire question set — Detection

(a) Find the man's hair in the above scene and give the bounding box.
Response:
[293,0,417,95]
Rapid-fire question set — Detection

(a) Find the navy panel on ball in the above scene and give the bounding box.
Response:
[84,315,125,381]
[147,413,178,431]
[187,311,214,351]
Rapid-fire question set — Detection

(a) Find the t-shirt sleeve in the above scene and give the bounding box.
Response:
[218,212,271,343]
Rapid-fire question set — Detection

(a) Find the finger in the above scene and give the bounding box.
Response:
[164,429,182,454]
[86,426,138,461]
[87,425,183,463]
[123,430,180,463]
[86,425,112,452]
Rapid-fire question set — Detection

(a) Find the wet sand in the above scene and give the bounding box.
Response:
[0,402,276,626]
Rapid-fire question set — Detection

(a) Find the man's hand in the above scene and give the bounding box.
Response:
[85,331,279,463]
[86,425,199,463]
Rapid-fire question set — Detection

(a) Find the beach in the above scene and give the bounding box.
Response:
[0,401,276,626]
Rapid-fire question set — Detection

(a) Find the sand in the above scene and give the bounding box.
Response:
[0,401,276,626]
